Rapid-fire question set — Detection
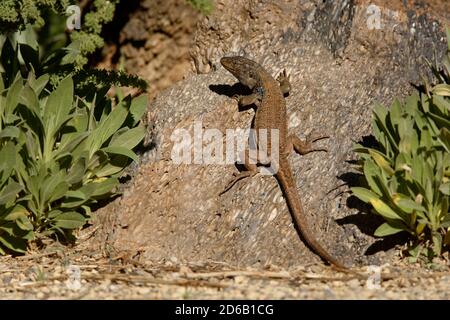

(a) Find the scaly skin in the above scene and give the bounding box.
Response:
[220,56,346,269]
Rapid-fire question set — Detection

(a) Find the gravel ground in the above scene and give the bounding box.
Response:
[1,236,450,300]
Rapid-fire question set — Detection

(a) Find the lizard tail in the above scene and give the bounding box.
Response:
[276,158,347,269]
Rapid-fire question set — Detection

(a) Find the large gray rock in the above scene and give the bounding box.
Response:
[92,0,448,268]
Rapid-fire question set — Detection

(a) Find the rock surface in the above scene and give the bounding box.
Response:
[92,0,449,269]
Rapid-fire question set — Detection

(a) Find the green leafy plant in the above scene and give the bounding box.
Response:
[0,0,120,69]
[0,23,147,92]
[1,0,214,69]
[186,0,214,15]
[0,0,70,34]
[0,36,147,254]
[351,28,450,261]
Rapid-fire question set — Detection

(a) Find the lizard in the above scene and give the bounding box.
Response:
[220,56,347,270]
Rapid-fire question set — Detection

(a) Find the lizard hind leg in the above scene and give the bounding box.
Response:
[289,134,329,155]
[219,149,258,195]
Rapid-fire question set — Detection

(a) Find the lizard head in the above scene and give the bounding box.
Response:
[220,56,259,89]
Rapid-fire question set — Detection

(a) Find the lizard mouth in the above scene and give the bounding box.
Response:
[220,57,236,71]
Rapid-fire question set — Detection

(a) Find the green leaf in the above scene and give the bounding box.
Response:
[431,95,450,115]
[432,84,450,96]
[48,209,63,219]
[48,181,70,203]
[0,181,22,205]
[0,233,27,253]
[0,140,17,169]
[395,153,412,172]
[422,161,434,203]
[0,141,18,186]
[5,75,23,118]
[0,220,32,242]
[24,173,42,204]
[405,93,420,113]
[101,146,138,162]
[28,73,49,96]
[370,198,401,220]
[389,98,403,127]
[369,149,395,176]
[66,110,89,133]
[432,232,442,256]
[374,221,407,237]
[110,126,145,149]
[39,171,71,207]
[16,216,33,232]
[411,154,423,185]
[438,128,450,152]
[53,211,86,229]
[64,190,87,200]
[18,84,39,113]
[440,182,450,196]
[43,76,74,135]
[81,205,91,216]
[61,41,81,65]
[428,112,450,130]
[372,102,398,152]
[363,159,383,196]
[393,194,426,213]
[130,95,147,125]
[23,128,42,163]
[57,131,90,156]
[398,118,419,155]
[79,178,118,198]
[88,96,130,155]
[350,187,380,203]
[94,157,129,177]
[4,204,28,221]
[0,126,20,140]
[66,158,87,185]
[61,190,88,209]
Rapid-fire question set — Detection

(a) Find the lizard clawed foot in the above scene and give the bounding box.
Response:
[276,69,290,83]
[304,134,329,153]
[277,69,289,82]
[292,134,330,155]
[308,134,330,143]
[219,171,257,196]
[231,94,241,101]
[276,69,291,96]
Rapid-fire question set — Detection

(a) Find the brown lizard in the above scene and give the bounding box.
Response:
[220,56,347,269]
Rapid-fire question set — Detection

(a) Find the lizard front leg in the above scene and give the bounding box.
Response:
[276,69,291,96]
[234,93,260,107]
